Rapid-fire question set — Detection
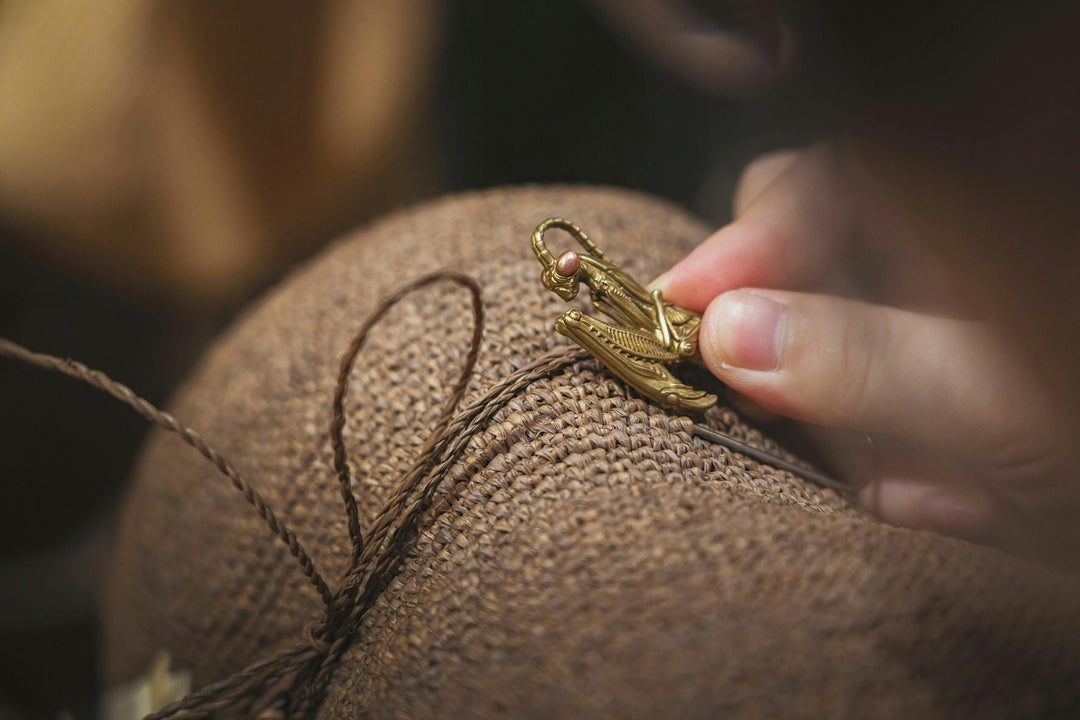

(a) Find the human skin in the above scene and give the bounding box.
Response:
[654,141,1080,572]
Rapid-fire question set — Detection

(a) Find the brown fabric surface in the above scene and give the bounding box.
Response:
[104,186,1080,718]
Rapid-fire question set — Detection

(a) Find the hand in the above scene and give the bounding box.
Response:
[654,143,1079,571]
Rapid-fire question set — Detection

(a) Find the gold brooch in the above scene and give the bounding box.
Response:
[532,218,717,413]
[531,217,856,491]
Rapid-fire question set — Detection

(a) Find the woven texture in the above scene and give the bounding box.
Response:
[104,186,1080,718]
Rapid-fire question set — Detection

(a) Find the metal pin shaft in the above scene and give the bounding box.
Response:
[691,424,850,491]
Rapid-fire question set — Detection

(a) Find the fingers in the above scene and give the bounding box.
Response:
[724,388,779,423]
[859,470,1001,544]
[697,288,1055,464]
[856,459,1078,569]
[654,144,854,311]
[732,150,800,217]
[780,418,1065,564]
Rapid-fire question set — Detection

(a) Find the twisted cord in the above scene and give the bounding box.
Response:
[0,275,588,718]
[357,346,586,588]
[305,346,588,706]
[145,644,317,719]
[330,271,484,566]
[0,338,333,608]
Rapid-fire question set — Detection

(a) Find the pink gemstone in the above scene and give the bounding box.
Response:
[555,250,580,276]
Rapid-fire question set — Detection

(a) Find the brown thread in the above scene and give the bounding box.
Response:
[0,338,334,609]
[330,272,485,567]
[0,270,587,718]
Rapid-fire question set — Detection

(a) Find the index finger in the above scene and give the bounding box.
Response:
[654,144,856,311]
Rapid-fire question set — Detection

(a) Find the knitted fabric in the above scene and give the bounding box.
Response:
[104,186,1080,718]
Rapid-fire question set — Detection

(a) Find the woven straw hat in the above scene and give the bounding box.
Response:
[104,186,1080,718]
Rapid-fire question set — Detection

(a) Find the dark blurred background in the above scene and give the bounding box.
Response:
[0,3,813,716]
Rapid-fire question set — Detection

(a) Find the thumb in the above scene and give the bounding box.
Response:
[697,289,1054,466]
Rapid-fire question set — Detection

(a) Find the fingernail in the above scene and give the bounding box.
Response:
[922,489,990,537]
[706,291,785,371]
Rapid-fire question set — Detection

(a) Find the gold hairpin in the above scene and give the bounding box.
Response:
[531,217,853,492]
[531,217,717,413]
